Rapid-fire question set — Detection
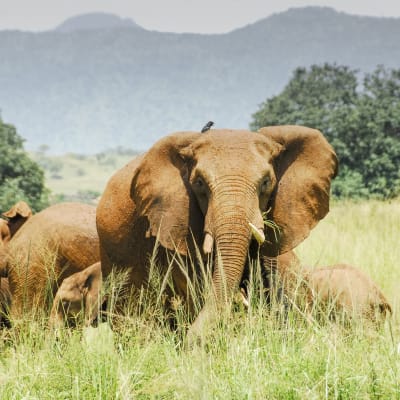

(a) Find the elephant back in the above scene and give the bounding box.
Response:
[7,202,100,315]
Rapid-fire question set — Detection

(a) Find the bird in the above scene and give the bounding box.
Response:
[201,121,214,133]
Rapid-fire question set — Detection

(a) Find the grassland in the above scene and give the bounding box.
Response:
[0,199,398,399]
[30,149,136,202]
[2,149,400,400]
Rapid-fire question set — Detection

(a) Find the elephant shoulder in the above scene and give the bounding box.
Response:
[97,156,142,243]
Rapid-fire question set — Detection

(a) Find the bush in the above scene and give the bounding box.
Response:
[0,118,49,212]
[251,64,400,199]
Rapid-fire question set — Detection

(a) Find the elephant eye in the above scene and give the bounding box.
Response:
[260,177,270,193]
[194,177,204,188]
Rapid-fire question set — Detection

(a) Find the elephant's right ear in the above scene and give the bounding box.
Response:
[2,201,32,220]
[131,132,203,254]
[258,126,338,256]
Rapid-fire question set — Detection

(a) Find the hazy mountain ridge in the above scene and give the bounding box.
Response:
[0,7,399,153]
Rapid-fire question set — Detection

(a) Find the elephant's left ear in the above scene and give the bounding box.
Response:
[258,126,338,256]
[2,201,32,220]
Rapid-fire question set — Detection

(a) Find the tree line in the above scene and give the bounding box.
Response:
[251,64,400,199]
[0,119,48,212]
[1,63,399,212]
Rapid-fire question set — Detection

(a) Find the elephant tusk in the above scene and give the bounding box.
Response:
[239,288,249,309]
[203,232,214,254]
[249,222,265,245]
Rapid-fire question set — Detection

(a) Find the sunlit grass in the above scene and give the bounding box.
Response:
[0,199,399,399]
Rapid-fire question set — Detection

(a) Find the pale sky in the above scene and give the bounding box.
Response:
[1,0,400,33]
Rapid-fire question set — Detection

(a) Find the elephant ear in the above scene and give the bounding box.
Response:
[131,132,203,254]
[258,126,338,256]
[82,262,102,326]
[2,201,32,238]
[2,201,32,219]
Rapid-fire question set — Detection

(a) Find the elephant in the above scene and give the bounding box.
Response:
[96,126,338,337]
[49,261,102,328]
[0,201,33,280]
[0,277,11,328]
[0,201,32,325]
[6,202,100,319]
[0,201,32,248]
[303,264,391,321]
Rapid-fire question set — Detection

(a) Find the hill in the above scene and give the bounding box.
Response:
[54,12,141,32]
[0,7,399,153]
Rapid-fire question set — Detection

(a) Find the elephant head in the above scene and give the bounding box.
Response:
[49,262,102,328]
[0,201,32,245]
[0,201,32,278]
[128,126,338,334]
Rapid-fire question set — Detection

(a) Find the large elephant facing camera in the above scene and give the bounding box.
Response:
[97,126,338,335]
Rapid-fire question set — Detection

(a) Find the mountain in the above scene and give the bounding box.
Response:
[0,7,399,153]
[55,12,141,32]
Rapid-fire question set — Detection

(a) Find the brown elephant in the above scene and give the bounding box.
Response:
[6,202,99,319]
[49,262,102,328]
[0,201,32,248]
[0,277,11,327]
[0,201,33,280]
[304,264,391,321]
[96,126,338,336]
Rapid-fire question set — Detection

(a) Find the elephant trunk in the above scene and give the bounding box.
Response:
[209,177,263,303]
[189,178,264,338]
[213,218,251,302]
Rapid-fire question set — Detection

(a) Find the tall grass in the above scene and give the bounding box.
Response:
[0,199,399,399]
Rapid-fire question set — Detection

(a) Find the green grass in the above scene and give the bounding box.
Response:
[1,199,400,399]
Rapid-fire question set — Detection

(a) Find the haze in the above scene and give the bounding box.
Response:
[2,0,400,33]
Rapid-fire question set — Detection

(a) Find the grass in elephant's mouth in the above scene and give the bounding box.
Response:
[0,199,400,399]
[262,210,281,243]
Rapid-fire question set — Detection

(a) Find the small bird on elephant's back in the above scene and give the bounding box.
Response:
[201,121,214,133]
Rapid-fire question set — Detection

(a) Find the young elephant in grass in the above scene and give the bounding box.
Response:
[303,264,391,322]
[5,202,100,320]
[49,262,102,328]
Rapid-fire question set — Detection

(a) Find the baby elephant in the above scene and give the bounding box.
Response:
[49,262,102,328]
[304,264,391,321]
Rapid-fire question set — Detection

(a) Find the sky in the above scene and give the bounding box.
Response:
[1,0,400,33]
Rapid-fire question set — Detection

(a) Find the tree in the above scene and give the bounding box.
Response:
[251,64,400,198]
[0,118,49,212]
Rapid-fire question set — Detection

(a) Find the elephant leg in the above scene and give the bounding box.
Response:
[0,278,11,328]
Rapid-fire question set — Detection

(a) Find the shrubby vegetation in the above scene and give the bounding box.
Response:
[251,64,400,199]
[0,118,49,213]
